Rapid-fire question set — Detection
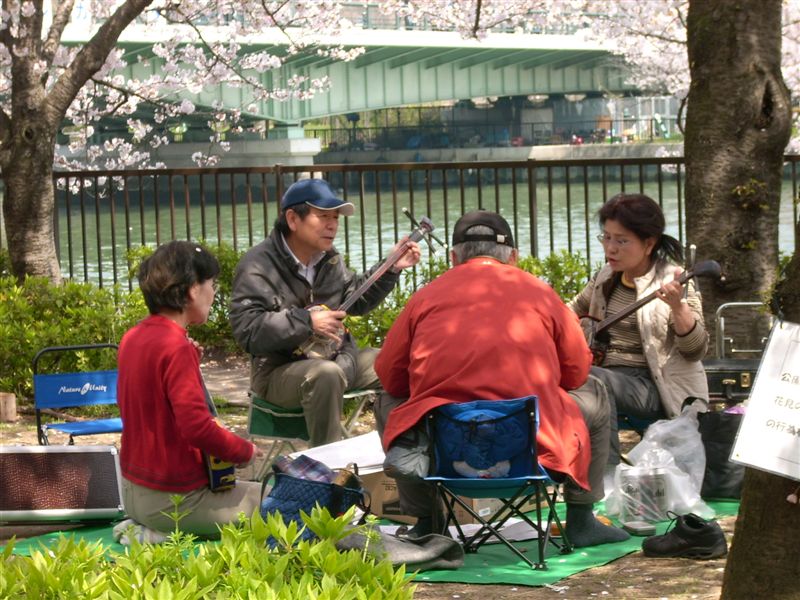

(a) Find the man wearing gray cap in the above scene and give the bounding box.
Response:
[230,178,420,447]
[374,209,628,547]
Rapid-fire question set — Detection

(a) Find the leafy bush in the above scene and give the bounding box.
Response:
[517,250,593,301]
[346,258,449,348]
[0,276,146,399]
[0,247,592,399]
[0,505,415,600]
[0,240,243,399]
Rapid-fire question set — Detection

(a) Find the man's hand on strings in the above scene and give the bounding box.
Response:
[391,238,422,271]
[310,308,347,342]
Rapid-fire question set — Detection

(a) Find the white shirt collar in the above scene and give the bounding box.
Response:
[280,233,326,284]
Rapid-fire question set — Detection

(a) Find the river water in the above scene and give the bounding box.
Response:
[56,176,797,286]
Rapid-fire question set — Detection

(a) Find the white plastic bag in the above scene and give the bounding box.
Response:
[627,406,706,491]
[608,407,714,522]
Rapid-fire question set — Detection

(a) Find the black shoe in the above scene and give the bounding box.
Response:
[642,512,727,559]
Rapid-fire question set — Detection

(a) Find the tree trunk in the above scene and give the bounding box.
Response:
[724,187,800,598]
[684,1,800,597]
[684,0,792,348]
[721,467,800,598]
[2,128,61,283]
[0,0,154,283]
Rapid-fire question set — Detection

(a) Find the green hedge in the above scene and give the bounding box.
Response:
[0,505,415,599]
[125,241,243,354]
[0,245,591,399]
[0,276,146,399]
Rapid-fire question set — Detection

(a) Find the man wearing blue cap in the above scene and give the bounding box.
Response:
[230,178,421,446]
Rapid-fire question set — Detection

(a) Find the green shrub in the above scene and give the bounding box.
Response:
[346,258,449,348]
[0,247,593,399]
[517,250,592,302]
[0,276,146,399]
[0,505,415,600]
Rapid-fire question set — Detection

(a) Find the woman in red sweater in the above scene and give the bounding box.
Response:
[118,241,262,537]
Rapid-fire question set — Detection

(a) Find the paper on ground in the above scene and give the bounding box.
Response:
[289,430,385,474]
[379,517,541,542]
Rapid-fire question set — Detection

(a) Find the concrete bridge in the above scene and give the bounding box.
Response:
[61,9,639,166]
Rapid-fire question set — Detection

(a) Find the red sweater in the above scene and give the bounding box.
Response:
[118,315,253,492]
[375,258,593,489]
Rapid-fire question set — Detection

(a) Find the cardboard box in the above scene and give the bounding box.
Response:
[362,471,415,525]
[361,470,543,526]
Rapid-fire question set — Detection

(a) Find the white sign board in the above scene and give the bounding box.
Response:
[731,320,800,481]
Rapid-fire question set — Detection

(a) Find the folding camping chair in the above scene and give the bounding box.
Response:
[248,388,376,480]
[425,396,572,570]
[33,344,122,445]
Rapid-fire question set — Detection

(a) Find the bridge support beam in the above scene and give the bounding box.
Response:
[149,137,322,167]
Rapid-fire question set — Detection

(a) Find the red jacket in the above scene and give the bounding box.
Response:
[118,315,253,492]
[375,258,593,489]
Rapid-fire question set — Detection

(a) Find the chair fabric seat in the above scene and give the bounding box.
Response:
[45,418,123,437]
[33,344,120,445]
[248,389,376,480]
[249,395,310,441]
[425,474,549,499]
[424,395,571,570]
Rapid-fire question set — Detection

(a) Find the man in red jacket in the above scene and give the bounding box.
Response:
[375,210,628,547]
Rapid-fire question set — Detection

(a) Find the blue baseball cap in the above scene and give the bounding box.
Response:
[280,179,355,216]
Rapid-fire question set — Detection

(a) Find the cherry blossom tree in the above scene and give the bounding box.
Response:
[0,0,362,281]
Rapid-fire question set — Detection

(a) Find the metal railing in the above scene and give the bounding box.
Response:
[1,155,796,288]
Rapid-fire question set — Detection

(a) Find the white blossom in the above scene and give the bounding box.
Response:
[20,1,35,18]
[2,0,797,172]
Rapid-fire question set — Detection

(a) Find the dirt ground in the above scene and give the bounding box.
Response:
[0,353,735,600]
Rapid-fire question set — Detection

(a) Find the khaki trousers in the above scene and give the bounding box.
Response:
[252,347,380,447]
[122,478,262,537]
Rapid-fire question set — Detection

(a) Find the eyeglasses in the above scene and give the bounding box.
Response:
[596,233,632,248]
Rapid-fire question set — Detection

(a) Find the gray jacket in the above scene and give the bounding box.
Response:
[569,260,709,417]
[229,228,400,379]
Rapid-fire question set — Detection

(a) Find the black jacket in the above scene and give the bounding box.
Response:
[229,228,399,376]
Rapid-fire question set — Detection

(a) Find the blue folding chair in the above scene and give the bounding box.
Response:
[33,344,122,445]
[425,396,572,570]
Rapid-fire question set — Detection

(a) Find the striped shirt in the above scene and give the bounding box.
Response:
[602,279,706,368]
[603,281,647,367]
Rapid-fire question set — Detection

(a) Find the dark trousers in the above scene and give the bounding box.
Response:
[587,365,664,463]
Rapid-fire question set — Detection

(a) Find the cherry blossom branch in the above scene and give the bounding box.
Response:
[48,0,154,126]
[42,0,77,67]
